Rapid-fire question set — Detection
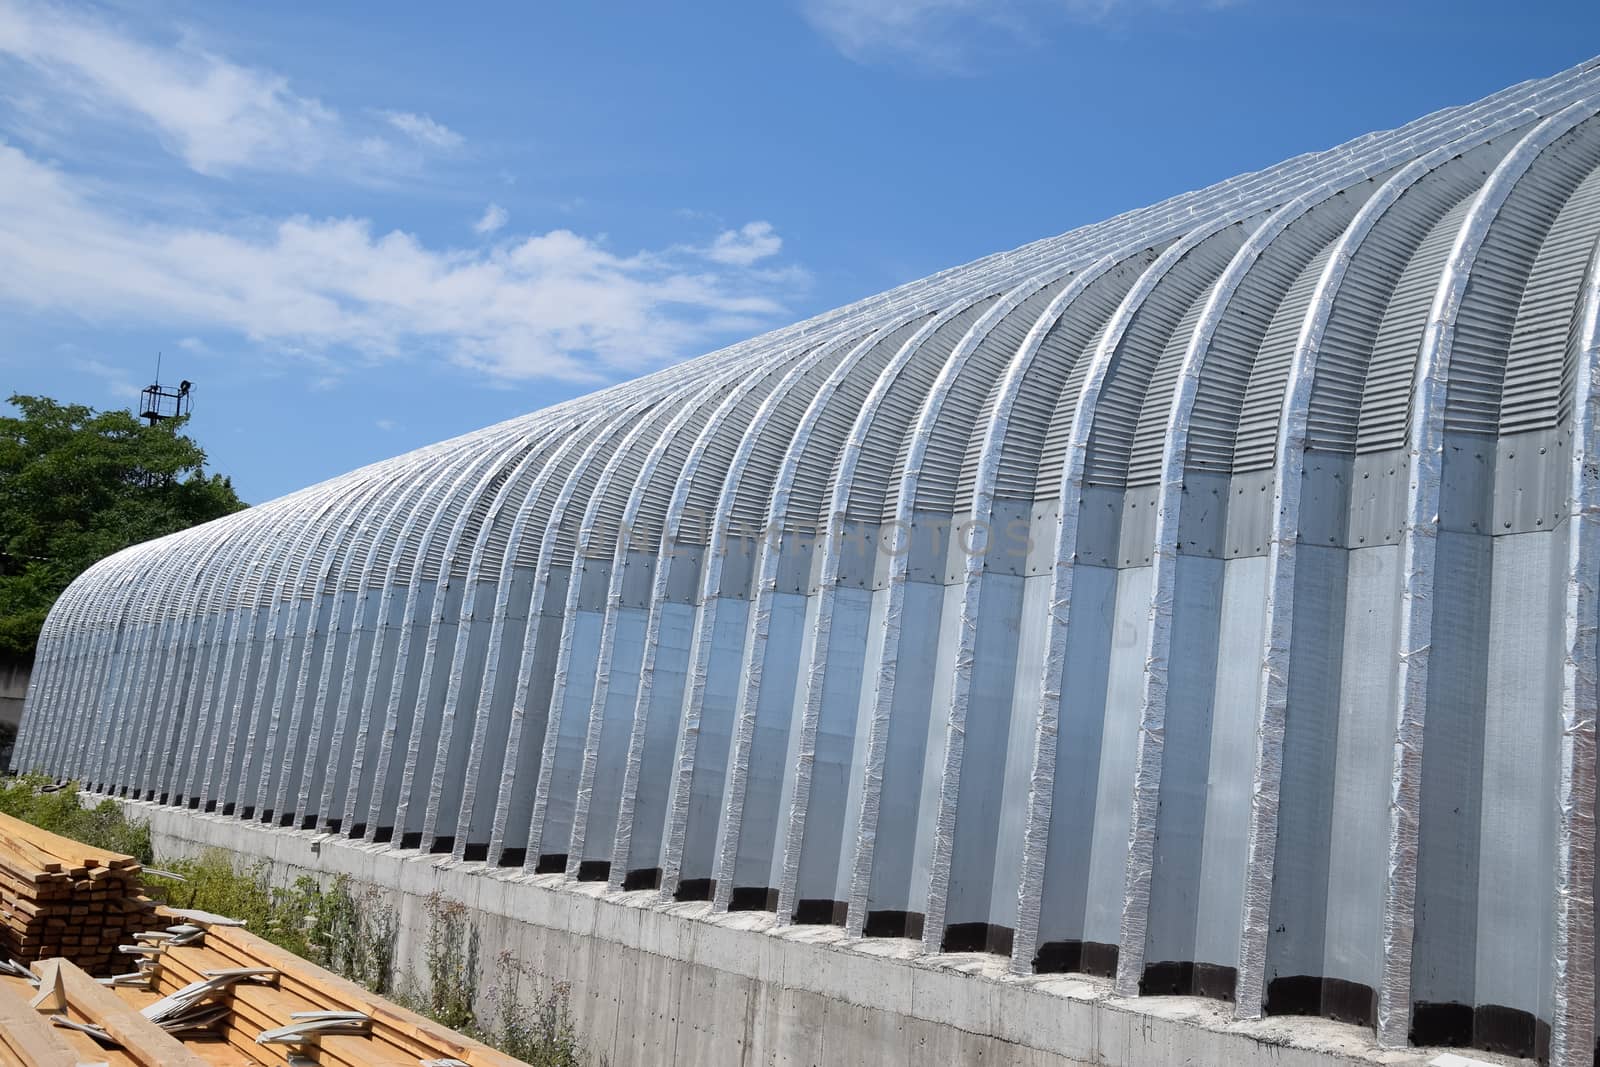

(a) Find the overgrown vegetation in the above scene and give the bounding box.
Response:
[0,776,587,1066]
[408,892,479,1030]
[307,873,396,994]
[0,775,153,862]
[481,949,585,1067]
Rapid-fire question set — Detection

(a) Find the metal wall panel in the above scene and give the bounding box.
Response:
[17,57,1600,1067]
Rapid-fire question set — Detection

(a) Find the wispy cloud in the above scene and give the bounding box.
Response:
[75,357,140,400]
[800,0,1238,71]
[0,0,456,175]
[705,220,782,266]
[382,109,463,150]
[0,143,799,383]
[474,202,509,235]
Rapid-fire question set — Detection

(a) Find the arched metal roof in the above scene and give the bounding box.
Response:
[19,56,1600,1066]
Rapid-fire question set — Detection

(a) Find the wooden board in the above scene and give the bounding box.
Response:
[41,957,212,1067]
[0,976,80,1067]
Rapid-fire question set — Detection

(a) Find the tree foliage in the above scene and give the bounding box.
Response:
[0,394,246,657]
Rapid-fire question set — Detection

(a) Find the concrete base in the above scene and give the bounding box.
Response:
[110,796,1524,1067]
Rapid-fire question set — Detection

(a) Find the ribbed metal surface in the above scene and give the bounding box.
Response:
[1036,316,1113,497]
[1448,119,1600,436]
[786,319,926,531]
[1232,243,1338,471]
[983,257,1152,504]
[854,296,998,522]
[1304,146,1505,455]
[1125,279,1222,487]
[1503,147,1600,433]
[19,59,1600,1067]
[1093,227,1248,487]
[1355,197,1477,453]
[913,278,1070,516]
[1197,192,1367,473]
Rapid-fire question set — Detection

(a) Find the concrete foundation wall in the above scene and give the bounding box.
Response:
[114,796,1487,1067]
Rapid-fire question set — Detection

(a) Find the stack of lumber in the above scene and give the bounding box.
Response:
[0,901,527,1066]
[0,958,214,1067]
[0,813,155,974]
[130,911,527,1067]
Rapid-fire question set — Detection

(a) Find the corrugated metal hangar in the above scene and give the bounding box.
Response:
[19,55,1600,1066]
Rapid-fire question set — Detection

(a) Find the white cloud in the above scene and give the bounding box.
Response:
[75,357,140,400]
[474,202,509,235]
[801,0,994,68]
[0,143,797,384]
[706,221,782,266]
[375,418,397,431]
[800,0,1237,70]
[382,110,463,150]
[0,1,455,175]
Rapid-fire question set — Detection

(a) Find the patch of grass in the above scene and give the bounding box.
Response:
[0,773,153,862]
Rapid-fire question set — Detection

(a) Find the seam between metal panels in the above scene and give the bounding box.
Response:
[173,507,294,802]
[210,500,321,810]
[1006,217,1243,971]
[390,435,548,840]
[487,400,662,862]
[361,429,538,839]
[562,370,768,875]
[320,443,499,827]
[345,428,529,835]
[1376,99,1600,1048]
[443,422,605,858]
[74,546,163,783]
[413,423,582,847]
[67,547,162,780]
[1229,126,1541,1017]
[178,513,285,803]
[1550,234,1600,1067]
[145,522,271,800]
[647,346,837,904]
[524,394,705,865]
[568,388,733,877]
[1111,166,1403,995]
[837,269,1076,942]
[266,473,406,822]
[232,492,363,816]
[615,323,897,896]
[987,251,1151,971]
[297,449,465,825]
[288,448,458,818]
[273,468,427,820]
[40,553,131,775]
[762,299,988,915]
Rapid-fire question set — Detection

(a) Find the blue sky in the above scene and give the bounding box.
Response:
[3,0,1599,503]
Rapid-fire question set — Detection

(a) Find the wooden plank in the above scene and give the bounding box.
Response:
[0,813,135,873]
[0,974,80,1067]
[153,942,420,1067]
[202,923,526,1067]
[38,958,211,1067]
[26,959,63,1011]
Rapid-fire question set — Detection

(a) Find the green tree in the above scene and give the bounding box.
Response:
[0,394,245,657]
